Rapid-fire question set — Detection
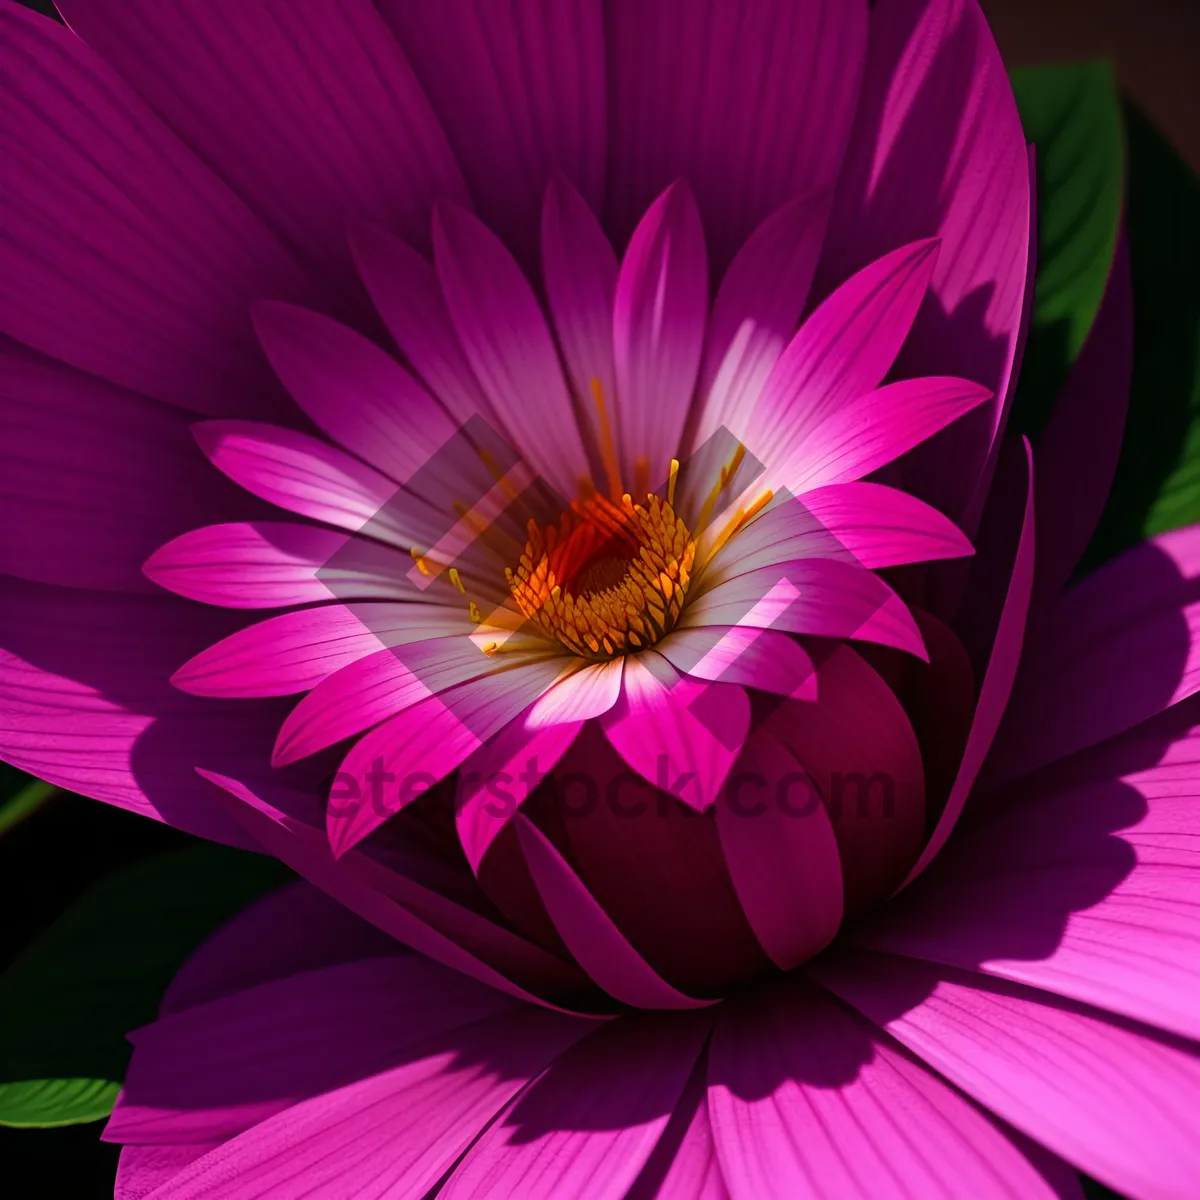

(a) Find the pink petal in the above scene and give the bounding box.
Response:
[715,730,843,969]
[251,302,456,486]
[606,0,868,267]
[692,194,830,449]
[541,174,620,488]
[860,717,1200,1042]
[787,376,993,493]
[0,5,311,418]
[0,340,260,593]
[329,659,570,855]
[204,770,586,1009]
[681,558,927,660]
[600,653,750,812]
[821,0,1032,523]
[527,659,626,728]
[989,525,1200,785]
[442,1011,713,1199]
[612,182,709,491]
[767,645,926,910]
[900,440,1035,886]
[171,604,468,699]
[378,0,607,270]
[657,627,818,701]
[349,221,496,428]
[515,818,711,1011]
[744,239,940,484]
[1034,235,1133,600]
[708,975,1074,1200]
[59,0,466,285]
[108,956,518,1145]
[433,204,591,501]
[143,522,417,609]
[812,950,1200,1200]
[117,1144,217,1200]
[138,1004,600,1200]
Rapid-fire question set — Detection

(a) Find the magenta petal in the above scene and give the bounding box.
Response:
[708,975,1073,1200]
[900,440,1035,886]
[143,522,416,608]
[108,956,517,1145]
[613,182,709,490]
[692,194,830,450]
[0,340,260,593]
[822,0,1032,523]
[0,5,311,418]
[378,0,607,270]
[251,302,456,486]
[990,525,1200,785]
[716,730,843,969]
[600,654,750,812]
[1034,235,1133,600]
[861,718,1200,1042]
[442,1011,713,1199]
[137,1004,600,1200]
[745,238,940,484]
[812,950,1200,1200]
[433,204,591,500]
[116,1144,217,1200]
[606,0,867,266]
[658,627,818,702]
[59,0,466,286]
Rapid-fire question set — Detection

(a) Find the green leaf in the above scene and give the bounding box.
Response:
[0,777,58,839]
[1080,103,1200,571]
[0,843,289,1127]
[1008,62,1124,436]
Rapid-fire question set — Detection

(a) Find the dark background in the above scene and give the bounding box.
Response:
[1,0,1197,1195]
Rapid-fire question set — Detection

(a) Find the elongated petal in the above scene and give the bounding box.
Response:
[117,1145,216,1200]
[812,951,1200,1200]
[990,525,1200,784]
[0,340,258,593]
[600,654,749,811]
[138,1005,599,1200]
[0,6,313,418]
[442,1012,713,1198]
[658,627,817,701]
[744,239,941,484]
[606,0,867,266]
[433,204,591,500]
[516,819,711,1011]
[692,194,830,448]
[613,182,709,490]
[378,0,607,269]
[708,976,1074,1200]
[58,0,465,292]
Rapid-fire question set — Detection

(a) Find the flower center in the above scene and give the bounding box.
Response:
[506,489,696,660]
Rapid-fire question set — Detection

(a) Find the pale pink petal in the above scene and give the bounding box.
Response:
[606,0,867,267]
[657,627,818,701]
[989,525,1200,785]
[743,239,940,486]
[58,0,466,292]
[600,653,750,811]
[691,194,830,450]
[786,376,993,493]
[821,0,1031,524]
[715,730,843,969]
[433,204,591,500]
[138,1005,600,1200]
[812,950,1200,1200]
[143,522,418,609]
[612,182,709,490]
[378,0,607,269]
[442,1011,713,1199]
[527,659,626,728]
[0,5,312,418]
[708,975,1075,1199]
[900,440,1035,885]
[171,604,468,699]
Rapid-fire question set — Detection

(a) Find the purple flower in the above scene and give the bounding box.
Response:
[1,1,1196,1197]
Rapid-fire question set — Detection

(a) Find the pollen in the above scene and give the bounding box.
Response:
[507,490,697,661]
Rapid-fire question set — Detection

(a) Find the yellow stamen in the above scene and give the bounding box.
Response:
[667,457,680,508]
[410,548,432,576]
[469,601,482,624]
[590,378,624,501]
[448,567,466,595]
